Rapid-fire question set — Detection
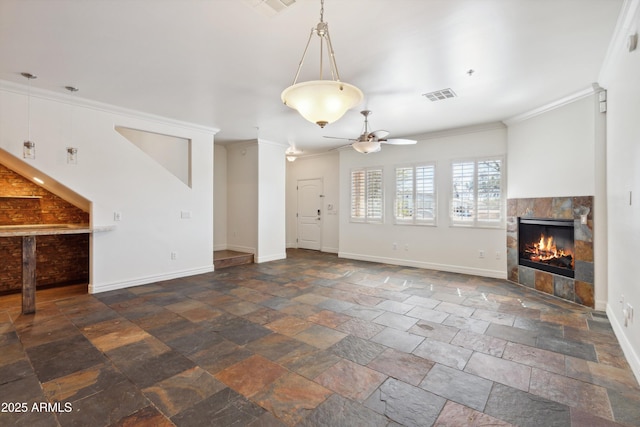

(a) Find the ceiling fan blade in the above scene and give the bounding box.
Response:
[380,138,417,145]
[370,130,390,139]
[323,136,357,141]
[329,143,355,151]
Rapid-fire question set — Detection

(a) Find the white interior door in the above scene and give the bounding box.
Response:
[297,178,323,250]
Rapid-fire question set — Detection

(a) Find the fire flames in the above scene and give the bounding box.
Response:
[524,234,574,269]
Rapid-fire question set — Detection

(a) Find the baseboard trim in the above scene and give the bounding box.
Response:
[321,246,339,254]
[595,299,608,312]
[256,252,287,263]
[213,244,227,251]
[89,265,214,294]
[337,252,506,279]
[606,303,640,385]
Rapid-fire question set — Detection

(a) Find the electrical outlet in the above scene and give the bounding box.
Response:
[181,210,192,219]
[404,244,409,251]
[627,303,634,322]
[495,250,501,260]
[114,212,122,221]
[171,251,178,260]
[478,250,485,259]
[393,243,397,250]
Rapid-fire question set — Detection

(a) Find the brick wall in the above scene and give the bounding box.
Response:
[0,163,90,293]
[0,164,89,226]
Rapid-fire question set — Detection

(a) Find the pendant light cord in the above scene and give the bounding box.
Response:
[289,0,342,85]
[21,72,37,143]
[27,77,31,142]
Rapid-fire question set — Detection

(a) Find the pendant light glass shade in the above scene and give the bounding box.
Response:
[352,139,381,154]
[281,0,362,127]
[281,80,362,128]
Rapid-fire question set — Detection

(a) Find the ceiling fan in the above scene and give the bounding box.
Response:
[325,110,417,154]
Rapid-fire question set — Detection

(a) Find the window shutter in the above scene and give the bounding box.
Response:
[451,158,503,227]
[476,159,502,222]
[366,169,383,221]
[351,170,365,220]
[351,168,383,223]
[415,164,435,223]
[394,163,436,225]
[451,161,475,222]
[395,167,413,220]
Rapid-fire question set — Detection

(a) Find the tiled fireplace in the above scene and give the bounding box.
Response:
[507,196,594,307]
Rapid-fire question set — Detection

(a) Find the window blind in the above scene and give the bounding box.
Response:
[451,158,503,226]
[350,167,383,223]
[394,163,435,225]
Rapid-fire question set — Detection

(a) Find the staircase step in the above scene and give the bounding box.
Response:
[214,250,254,270]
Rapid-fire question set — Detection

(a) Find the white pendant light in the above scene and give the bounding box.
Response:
[285,146,303,162]
[281,0,363,128]
[21,72,37,159]
[65,86,79,164]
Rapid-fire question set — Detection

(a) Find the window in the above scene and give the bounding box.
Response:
[395,163,436,225]
[451,157,503,226]
[351,168,383,222]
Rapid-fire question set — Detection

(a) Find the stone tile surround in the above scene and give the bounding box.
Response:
[507,196,594,308]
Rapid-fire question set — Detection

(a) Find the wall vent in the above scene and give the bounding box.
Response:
[422,88,457,102]
[243,0,296,16]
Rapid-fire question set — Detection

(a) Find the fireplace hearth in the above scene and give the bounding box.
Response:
[506,196,594,307]
[518,218,574,278]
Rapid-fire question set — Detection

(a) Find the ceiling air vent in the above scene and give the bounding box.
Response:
[422,88,457,102]
[243,0,296,16]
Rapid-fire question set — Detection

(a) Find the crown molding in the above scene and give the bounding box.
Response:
[257,138,289,149]
[599,0,640,84]
[410,121,506,141]
[502,87,597,126]
[291,150,339,160]
[0,79,220,135]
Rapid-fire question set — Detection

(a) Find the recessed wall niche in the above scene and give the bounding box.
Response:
[115,126,192,187]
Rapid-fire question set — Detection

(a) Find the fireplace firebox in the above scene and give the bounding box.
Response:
[518,218,575,278]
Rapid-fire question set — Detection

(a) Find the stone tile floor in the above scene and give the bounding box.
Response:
[1,249,639,426]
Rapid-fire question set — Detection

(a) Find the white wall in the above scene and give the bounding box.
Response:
[506,94,597,199]
[226,141,258,254]
[214,144,227,250]
[0,81,217,292]
[257,140,287,262]
[225,139,286,262]
[339,124,508,278]
[599,0,640,383]
[286,152,340,253]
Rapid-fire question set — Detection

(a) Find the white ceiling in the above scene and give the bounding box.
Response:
[0,0,623,154]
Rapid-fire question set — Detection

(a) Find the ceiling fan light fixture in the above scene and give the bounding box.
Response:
[352,139,381,154]
[281,0,362,127]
